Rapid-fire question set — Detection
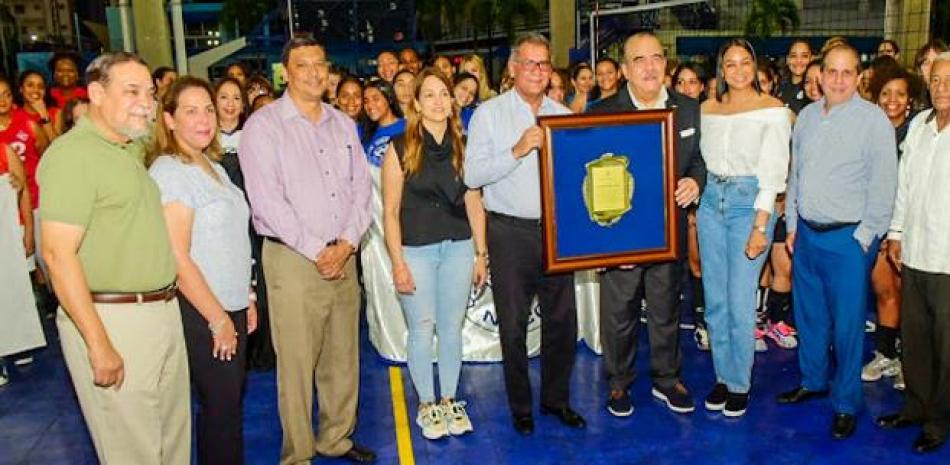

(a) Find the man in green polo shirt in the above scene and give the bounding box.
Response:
[38,52,190,465]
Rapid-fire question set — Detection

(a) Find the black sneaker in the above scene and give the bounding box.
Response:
[723,392,749,418]
[705,383,728,411]
[651,382,695,413]
[606,390,634,417]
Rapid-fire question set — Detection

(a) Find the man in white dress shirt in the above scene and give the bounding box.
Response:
[875,52,950,455]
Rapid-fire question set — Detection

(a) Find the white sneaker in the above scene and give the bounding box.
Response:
[862,351,900,381]
[442,399,474,436]
[754,328,768,353]
[694,327,710,351]
[865,320,877,333]
[416,403,448,440]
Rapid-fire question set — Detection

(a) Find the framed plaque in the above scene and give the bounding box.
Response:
[538,109,679,273]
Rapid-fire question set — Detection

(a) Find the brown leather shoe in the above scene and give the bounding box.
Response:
[340,443,376,463]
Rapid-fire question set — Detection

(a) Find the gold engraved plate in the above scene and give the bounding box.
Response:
[582,153,634,227]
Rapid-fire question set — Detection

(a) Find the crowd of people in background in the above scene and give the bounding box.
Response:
[1,29,949,465]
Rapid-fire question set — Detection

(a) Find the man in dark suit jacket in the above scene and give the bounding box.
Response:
[588,31,707,417]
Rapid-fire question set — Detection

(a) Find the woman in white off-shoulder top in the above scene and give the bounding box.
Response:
[696,39,792,418]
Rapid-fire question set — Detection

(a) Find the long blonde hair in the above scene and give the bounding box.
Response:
[401,68,465,178]
[147,76,222,166]
[460,54,495,101]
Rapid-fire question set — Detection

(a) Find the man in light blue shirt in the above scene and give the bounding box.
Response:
[778,43,898,441]
[464,33,584,436]
[464,61,571,219]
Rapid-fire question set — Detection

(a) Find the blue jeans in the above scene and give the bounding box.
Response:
[399,239,474,403]
[697,175,774,394]
[793,220,879,414]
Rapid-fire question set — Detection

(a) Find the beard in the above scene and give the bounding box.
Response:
[116,116,152,140]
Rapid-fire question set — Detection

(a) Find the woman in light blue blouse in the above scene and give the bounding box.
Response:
[147,76,255,465]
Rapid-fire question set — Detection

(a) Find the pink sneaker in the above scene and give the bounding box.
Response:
[767,321,798,349]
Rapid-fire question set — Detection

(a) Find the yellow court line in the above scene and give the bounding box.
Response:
[389,366,416,465]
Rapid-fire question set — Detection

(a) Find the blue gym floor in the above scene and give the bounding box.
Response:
[1,314,947,465]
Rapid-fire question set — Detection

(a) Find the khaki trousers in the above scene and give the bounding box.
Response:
[263,240,360,465]
[57,298,191,465]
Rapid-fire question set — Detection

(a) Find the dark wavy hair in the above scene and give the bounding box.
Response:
[213,77,249,130]
[672,62,706,99]
[756,58,781,97]
[715,38,763,102]
[869,66,922,105]
[15,70,58,109]
[361,78,403,144]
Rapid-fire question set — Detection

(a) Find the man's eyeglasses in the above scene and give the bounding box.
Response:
[516,59,553,72]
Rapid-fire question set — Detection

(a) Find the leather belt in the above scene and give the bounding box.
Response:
[265,236,341,247]
[802,218,859,232]
[489,211,542,229]
[91,283,178,304]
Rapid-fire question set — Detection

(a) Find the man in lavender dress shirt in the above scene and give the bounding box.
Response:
[239,38,375,465]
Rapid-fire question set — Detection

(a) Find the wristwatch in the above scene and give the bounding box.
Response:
[39,117,50,125]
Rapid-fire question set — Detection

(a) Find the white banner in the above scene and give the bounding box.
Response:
[0,175,46,358]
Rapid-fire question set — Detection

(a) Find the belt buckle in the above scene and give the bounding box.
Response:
[163,283,177,302]
[136,292,144,305]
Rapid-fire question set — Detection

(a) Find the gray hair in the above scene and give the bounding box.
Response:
[510,33,551,61]
[932,51,950,75]
[623,31,666,59]
[85,52,149,85]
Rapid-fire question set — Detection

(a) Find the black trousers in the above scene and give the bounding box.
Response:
[180,296,248,465]
[488,214,577,418]
[246,232,276,370]
[900,266,950,438]
[599,261,683,392]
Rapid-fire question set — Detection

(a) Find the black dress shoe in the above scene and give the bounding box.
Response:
[540,405,587,428]
[513,415,534,435]
[913,432,946,453]
[776,386,829,404]
[832,413,857,440]
[876,413,918,429]
[341,443,377,463]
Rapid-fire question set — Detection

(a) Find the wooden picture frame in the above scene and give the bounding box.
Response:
[537,109,680,273]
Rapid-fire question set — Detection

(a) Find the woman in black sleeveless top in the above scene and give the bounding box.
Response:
[381,69,488,440]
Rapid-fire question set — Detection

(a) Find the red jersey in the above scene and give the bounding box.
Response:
[0,143,7,174]
[50,86,88,108]
[15,105,59,127]
[0,142,21,224]
[0,111,41,208]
